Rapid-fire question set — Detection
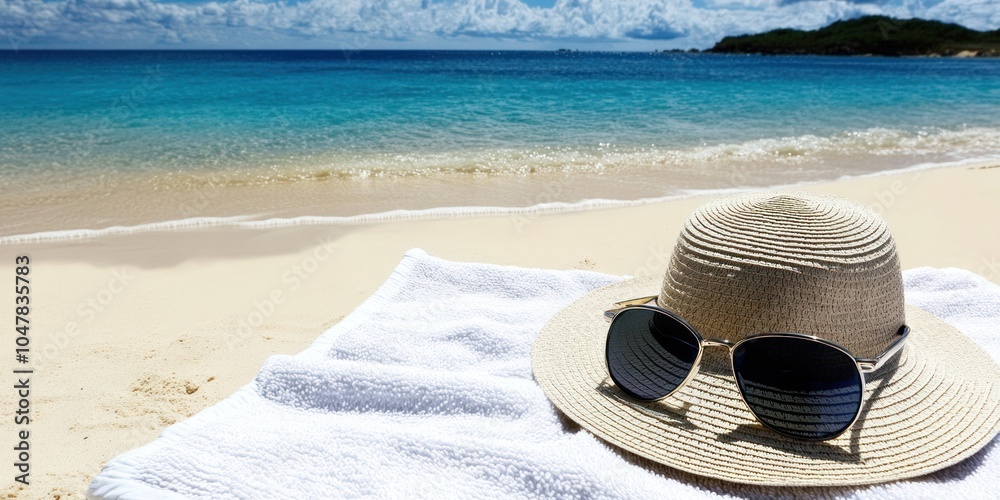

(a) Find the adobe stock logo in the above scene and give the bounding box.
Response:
[36,269,135,369]
[226,236,340,350]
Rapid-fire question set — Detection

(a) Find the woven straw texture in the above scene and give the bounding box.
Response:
[531,192,1000,485]
[659,193,902,357]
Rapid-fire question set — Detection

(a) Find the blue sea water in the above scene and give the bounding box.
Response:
[1,50,999,234]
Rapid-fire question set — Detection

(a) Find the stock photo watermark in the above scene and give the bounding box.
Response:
[11,256,32,486]
[979,255,1000,282]
[631,245,673,278]
[340,13,391,62]
[511,180,567,233]
[226,236,340,350]
[62,65,165,182]
[6,259,133,487]
[6,9,50,52]
[869,171,924,215]
[877,19,901,40]
[34,268,135,371]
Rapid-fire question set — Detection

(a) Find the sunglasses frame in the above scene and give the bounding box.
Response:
[603,295,910,441]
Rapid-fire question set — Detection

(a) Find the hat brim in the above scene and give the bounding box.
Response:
[531,275,1000,486]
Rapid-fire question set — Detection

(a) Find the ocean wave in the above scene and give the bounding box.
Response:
[0,199,664,244]
[4,126,1000,195]
[3,155,997,245]
[136,126,1000,189]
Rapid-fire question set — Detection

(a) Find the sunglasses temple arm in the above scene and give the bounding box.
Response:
[602,295,660,323]
[856,325,910,373]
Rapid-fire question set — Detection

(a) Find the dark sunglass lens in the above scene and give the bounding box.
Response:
[606,308,701,401]
[732,337,863,440]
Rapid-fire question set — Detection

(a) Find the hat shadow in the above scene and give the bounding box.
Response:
[566,353,958,498]
[585,421,1000,500]
[592,348,905,466]
[717,352,903,463]
[594,380,699,433]
[914,436,998,483]
[558,347,996,498]
[719,356,899,463]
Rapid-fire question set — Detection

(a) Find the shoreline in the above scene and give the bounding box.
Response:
[2,162,999,498]
[4,123,1000,239]
[2,156,998,245]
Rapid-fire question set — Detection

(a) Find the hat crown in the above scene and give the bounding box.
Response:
[658,191,904,356]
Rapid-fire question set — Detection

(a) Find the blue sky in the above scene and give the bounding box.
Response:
[2,0,998,50]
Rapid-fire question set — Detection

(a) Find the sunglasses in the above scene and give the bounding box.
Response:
[603,296,909,441]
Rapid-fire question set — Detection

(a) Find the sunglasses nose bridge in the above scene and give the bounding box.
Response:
[701,338,735,349]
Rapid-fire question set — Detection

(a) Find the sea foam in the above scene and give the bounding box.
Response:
[4,156,996,245]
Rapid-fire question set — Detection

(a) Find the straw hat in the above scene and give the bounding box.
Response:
[531,191,1000,486]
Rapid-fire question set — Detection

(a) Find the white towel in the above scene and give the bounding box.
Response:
[87,249,1000,499]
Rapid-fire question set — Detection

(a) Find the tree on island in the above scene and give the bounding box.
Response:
[709,16,1000,57]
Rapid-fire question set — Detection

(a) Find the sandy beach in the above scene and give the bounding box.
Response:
[2,162,999,498]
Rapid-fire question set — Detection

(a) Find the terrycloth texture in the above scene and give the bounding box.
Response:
[88,250,1000,499]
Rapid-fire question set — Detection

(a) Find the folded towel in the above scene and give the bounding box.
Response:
[87,250,1000,499]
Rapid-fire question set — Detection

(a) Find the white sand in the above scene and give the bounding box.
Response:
[1,163,998,498]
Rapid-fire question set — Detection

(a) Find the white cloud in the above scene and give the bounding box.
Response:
[927,0,1000,31]
[0,0,997,49]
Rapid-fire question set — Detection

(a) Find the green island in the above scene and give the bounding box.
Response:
[709,16,1000,57]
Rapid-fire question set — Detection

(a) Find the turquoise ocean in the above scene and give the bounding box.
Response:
[1,50,999,237]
